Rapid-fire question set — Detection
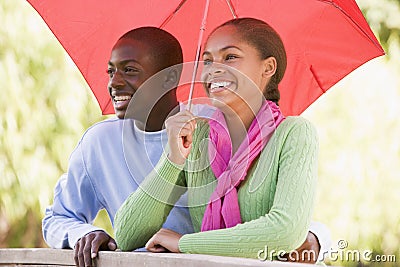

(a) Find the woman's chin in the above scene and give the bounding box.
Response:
[210,98,235,112]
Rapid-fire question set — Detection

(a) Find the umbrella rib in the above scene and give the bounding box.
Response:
[225,0,238,18]
[318,0,385,53]
[310,66,326,93]
[159,0,189,28]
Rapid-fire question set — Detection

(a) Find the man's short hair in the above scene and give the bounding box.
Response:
[119,27,183,73]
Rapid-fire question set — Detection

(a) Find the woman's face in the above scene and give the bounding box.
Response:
[201,25,275,111]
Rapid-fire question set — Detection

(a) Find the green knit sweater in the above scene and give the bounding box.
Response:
[114,116,318,259]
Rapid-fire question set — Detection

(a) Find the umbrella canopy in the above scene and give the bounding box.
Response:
[26,0,384,116]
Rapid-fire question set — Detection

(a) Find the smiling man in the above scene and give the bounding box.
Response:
[42,27,193,267]
[107,28,181,130]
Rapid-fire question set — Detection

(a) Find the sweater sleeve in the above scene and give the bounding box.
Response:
[114,153,187,251]
[42,141,105,249]
[178,118,318,259]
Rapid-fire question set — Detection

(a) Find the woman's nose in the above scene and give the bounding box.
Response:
[208,63,226,76]
[212,68,225,75]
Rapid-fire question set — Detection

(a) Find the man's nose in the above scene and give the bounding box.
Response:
[109,70,125,88]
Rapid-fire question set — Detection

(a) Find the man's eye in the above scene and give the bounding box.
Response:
[106,68,115,76]
[125,67,139,73]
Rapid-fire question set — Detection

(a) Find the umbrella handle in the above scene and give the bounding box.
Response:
[187,0,211,112]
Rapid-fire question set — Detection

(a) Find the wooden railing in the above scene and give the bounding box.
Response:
[0,248,317,267]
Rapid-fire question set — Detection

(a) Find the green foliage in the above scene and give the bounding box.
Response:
[0,2,399,267]
[0,0,108,247]
[303,52,400,267]
[357,0,400,58]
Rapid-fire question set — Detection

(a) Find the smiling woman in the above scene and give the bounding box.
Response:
[202,18,287,110]
[200,20,286,138]
[114,18,318,260]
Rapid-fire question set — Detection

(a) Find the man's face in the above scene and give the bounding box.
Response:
[107,38,161,119]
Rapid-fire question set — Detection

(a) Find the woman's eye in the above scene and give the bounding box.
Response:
[203,59,212,66]
[226,54,237,61]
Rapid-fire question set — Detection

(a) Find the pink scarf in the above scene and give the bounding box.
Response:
[201,100,285,231]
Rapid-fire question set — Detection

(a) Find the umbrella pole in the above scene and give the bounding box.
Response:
[187,0,210,112]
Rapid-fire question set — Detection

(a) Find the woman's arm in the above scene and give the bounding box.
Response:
[114,154,186,251]
[178,118,318,259]
[114,111,198,251]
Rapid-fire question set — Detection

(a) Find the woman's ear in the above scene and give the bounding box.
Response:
[163,68,179,89]
[263,57,277,78]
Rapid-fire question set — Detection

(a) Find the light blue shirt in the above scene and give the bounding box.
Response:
[42,118,193,249]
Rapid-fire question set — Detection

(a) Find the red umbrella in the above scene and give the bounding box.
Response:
[26,0,384,116]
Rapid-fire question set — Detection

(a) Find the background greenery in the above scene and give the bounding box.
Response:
[1,1,399,266]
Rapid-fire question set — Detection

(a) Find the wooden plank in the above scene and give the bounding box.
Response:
[0,248,74,266]
[0,248,317,267]
[0,265,70,267]
[95,251,316,267]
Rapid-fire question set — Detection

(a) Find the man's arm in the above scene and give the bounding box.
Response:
[283,221,332,263]
[42,141,116,267]
[309,221,332,262]
[42,174,104,249]
[42,142,105,249]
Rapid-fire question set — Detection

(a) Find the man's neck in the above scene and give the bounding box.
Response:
[135,101,179,132]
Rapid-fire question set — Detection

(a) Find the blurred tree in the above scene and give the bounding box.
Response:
[357,0,400,57]
[0,1,106,247]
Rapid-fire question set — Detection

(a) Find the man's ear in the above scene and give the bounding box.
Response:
[263,57,277,78]
[163,68,179,89]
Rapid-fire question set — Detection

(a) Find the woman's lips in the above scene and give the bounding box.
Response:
[208,81,234,93]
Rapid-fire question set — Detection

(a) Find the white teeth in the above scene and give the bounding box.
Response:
[210,81,231,90]
[114,95,132,101]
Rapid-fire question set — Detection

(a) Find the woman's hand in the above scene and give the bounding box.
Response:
[145,228,183,253]
[165,110,197,165]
